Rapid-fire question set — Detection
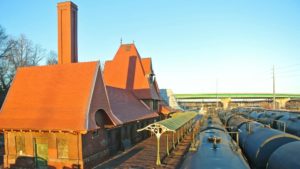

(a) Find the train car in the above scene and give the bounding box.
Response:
[226,116,264,148]
[253,111,300,137]
[254,110,287,126]
[276,114,300,137]
[224,111,300,169]
[248,111,264,120]
[237,121,264,149]
[255,111,278,125]
[266,141,300,169]
[231,108,300,137]
[226,115,249,130]
[218,110,228,124]
[240,127,299,169]
[180,116,250,169]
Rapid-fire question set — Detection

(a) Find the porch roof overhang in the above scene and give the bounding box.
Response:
[137,112,197,133]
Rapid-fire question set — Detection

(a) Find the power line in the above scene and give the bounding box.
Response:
[276,69,300,75]
[276,74,300,79]
[275,63,300,70]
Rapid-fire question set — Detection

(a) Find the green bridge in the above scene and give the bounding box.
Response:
[174,93,300,110]
[174,93,300,99]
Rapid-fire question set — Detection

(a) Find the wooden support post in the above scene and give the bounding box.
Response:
[166,133,169,156]
[180,128,182,140]
[172,132,175,149]
[156,135,161,165]
[192,129,195,144]
[179,128,182,140]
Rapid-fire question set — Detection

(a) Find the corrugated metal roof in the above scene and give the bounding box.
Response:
[156,112,197,131]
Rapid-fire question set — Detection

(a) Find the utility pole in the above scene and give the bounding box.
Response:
[273,65,276,109]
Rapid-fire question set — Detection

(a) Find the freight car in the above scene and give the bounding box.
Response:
[220,110,300,169]
[266,141,300,169]
[232,107,300,137]
[275,114,300,136]
[180,115,250,169]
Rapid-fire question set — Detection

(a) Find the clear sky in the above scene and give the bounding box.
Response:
[1,0,300,94]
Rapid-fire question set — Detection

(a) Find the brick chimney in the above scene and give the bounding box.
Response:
[57,1,78,64]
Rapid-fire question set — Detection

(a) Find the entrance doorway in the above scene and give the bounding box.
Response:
[33,138,48,168]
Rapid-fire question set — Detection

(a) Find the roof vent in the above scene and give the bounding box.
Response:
[208,136,221,150]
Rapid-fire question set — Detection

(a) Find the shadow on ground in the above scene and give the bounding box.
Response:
[95,146,145,169]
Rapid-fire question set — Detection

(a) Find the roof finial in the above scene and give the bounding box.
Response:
[120,37,123,44]
[133,40,135,44]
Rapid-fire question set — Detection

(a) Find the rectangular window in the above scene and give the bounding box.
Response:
[57,138,68,159]
[153,100,159,111]
[15,135,25,155]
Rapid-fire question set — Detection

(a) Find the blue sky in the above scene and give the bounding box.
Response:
[1,0,300,93]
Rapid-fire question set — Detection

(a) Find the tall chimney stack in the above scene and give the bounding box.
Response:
[57,1,78,64]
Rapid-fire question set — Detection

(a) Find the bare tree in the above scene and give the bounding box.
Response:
[0,26,15,94]
[0,26,45,106]
[8,35,45,69]
[0,26,14,59]
[46,50,58,65]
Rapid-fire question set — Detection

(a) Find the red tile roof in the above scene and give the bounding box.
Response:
[159,103,175,116]
[141,58,152,75]
[106,86,158,123]
[0,61,121,131]
[0,44,162,131]
[103,44,160,100]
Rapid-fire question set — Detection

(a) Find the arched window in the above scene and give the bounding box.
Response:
[95,109,111,127]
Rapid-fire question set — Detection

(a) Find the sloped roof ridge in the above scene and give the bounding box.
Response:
[0,61,110,131]
[85,61,100,129]
[115,43,148,77]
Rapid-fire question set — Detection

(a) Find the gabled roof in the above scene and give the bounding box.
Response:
[103,44,160,100]
[0,61,120,132]
[106,86,158,124]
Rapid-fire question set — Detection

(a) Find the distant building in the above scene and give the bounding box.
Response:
[160,89,181,110]
[0,2,160,169]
